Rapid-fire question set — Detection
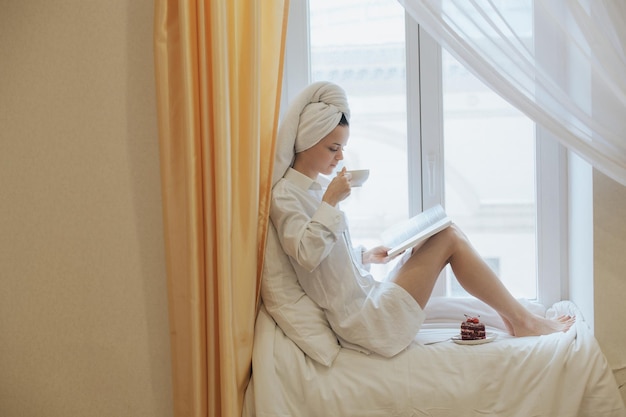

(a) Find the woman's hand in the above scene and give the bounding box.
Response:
[362,245,397,264]
[322,167,352,207]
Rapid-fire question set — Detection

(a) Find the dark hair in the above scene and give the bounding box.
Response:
[338,113,349,126]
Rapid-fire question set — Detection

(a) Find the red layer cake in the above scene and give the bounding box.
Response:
[461,315,486,340]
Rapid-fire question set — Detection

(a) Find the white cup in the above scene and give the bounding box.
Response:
[347,169,370,187]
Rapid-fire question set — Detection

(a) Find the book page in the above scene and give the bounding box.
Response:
[381,205,447,248]
[385,217,452,257]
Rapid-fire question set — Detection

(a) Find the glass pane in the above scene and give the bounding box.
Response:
[441,3,537,299]
[309,0,407,278]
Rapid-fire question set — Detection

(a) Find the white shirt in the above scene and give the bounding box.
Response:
[270,168,425,357]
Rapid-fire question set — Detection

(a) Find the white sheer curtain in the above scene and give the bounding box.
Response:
[398,0,626,186]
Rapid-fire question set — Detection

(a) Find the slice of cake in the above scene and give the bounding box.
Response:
[461,315,486,340]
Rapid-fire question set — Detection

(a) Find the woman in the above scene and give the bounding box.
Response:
[270,81,574,357]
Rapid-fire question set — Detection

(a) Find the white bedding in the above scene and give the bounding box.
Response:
[243,297,625,417]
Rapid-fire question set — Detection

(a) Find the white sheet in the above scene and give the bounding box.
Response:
[243,298,625,417]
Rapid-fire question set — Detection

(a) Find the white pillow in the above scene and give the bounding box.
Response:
[260,222,341,366]
[423,296,547,331]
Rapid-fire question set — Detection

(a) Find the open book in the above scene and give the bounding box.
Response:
[381,204,452,257]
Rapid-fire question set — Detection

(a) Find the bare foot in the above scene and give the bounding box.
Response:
[511,314,575,337]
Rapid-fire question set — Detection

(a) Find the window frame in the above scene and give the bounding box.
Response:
[282,0,568,305]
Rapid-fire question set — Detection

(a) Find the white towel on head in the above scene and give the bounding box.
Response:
[273,81,350,186]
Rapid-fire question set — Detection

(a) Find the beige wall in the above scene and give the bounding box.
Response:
[1,1,625,416]
[594,172,626,402]
[0,1,173,416]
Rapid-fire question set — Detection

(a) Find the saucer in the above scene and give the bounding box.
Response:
[451,333,497,345]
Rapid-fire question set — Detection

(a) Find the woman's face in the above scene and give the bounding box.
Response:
[294,124,350,178]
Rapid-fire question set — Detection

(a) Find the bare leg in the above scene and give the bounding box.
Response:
[390,224,574,336]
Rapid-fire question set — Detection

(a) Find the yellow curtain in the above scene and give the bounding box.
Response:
[153,1,288,416]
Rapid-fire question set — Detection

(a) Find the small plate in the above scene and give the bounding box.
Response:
[451,332,497,345]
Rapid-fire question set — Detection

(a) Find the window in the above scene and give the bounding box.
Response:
[308,0,408,279]
[441,49,538,299]
[284,0,566,303]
